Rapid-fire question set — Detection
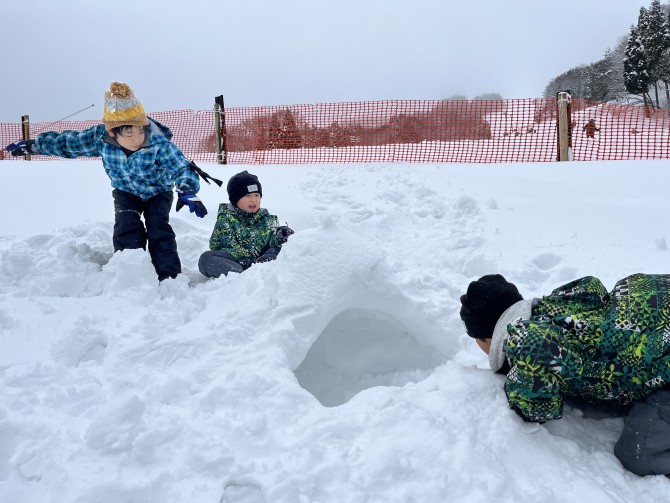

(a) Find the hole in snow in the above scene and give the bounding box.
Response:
[294,308,445,407]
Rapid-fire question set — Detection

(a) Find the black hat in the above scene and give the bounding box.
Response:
[227,171,263,207]
[460,274,523,340]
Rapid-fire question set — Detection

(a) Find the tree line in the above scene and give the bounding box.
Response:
[206,101,500,152]
[544,0,670,108]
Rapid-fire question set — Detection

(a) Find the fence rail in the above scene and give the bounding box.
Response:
[1,98,668,163]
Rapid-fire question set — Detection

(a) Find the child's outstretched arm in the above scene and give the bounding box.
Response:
[32,125,105,158]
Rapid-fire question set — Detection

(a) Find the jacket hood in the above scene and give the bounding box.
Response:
[148,117,172,141]
[489,299,536,372]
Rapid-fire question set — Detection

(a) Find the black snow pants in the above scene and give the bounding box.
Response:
[112,189,181,281]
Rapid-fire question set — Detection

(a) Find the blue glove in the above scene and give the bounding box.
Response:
[6,140,37,156]
[176,192,208,218]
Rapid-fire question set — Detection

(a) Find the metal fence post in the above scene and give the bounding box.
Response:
[214,95,227,164]
[21,114,31,160]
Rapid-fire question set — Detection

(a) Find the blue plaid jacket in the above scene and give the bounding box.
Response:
[34,118,200,201]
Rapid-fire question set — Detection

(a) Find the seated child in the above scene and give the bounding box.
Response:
[198,171,293,278]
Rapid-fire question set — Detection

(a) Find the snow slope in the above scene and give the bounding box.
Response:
[1,159,669,502]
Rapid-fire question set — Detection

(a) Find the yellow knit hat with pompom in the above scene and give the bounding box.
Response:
[102,82,149,130]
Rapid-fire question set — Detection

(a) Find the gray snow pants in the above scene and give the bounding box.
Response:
[198,250,244,278]
[614,390,670,477]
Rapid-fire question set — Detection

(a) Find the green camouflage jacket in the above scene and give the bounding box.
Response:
[504,274,670,422]
[208,204,280,268]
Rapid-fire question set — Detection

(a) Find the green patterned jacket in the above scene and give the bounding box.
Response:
[504,274,670,422]
[208,204,280,268]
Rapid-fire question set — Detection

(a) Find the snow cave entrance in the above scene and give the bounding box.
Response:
[294,308,445,407]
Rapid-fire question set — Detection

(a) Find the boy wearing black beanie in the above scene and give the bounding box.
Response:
[460,273,670,477]
[198,171,293,278]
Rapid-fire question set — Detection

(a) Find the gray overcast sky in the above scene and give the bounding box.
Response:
[1,0,651,123]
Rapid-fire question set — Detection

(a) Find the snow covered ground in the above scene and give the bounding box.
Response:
[1,158,669,502]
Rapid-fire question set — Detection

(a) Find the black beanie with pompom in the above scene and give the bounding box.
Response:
[460,274,523,340]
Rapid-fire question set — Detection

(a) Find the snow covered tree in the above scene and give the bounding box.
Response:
[542,2,670,106]
[583,57,614,102]
[543,65,588,99]
[637,1,670,106]
[473,93,503,101]
[388,114,426,144]
[655,47,670,106]
[660,6,670,106]
[605,37,630,103]
[268,109,302,149]
[624,23,651,107]
[644,1,670,68]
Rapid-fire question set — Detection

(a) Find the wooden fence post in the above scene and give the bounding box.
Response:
[21,114,31,161]
[556,91,572,161]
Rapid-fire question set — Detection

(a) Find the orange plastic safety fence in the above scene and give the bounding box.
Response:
[1,98,669,163]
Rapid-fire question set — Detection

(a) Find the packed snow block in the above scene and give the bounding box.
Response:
[99,248,158,291]
[274,227,454,365]
[50,316,109,366]
[221,481,265,503]
[272,227,447,406]
[84,395,146,453]
[0,426,19,481]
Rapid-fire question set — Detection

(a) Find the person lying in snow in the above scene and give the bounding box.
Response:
[460,273,670,477]
[5,82,208,282]
[198,170,293,278]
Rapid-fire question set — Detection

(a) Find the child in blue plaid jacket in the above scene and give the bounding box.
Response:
[5,82,207,281]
